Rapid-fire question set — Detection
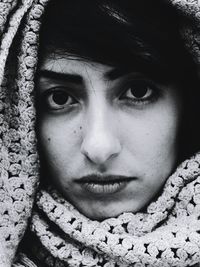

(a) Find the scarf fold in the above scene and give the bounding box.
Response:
[16,152,200,266]
[0,0,199,266]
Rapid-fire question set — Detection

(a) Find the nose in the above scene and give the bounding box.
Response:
[81,106,121,166]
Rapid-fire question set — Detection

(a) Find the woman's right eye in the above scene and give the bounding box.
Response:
[44,89,78,110]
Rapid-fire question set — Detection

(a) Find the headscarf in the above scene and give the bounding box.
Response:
[0,0,200,266]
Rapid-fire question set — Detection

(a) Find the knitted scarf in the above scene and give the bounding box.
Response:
[13,152,200,266]
[0,0,200,266]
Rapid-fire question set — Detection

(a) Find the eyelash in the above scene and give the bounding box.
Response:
[42,88,78,111]
[41,80,159,111]
[120,80,159,105]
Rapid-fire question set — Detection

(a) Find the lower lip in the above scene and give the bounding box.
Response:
[80,181,130,195]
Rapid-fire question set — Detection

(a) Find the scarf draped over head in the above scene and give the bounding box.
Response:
[0,0,200,266]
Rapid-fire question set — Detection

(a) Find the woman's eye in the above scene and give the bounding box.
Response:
[44,89,77,110]
[121,81,158,104]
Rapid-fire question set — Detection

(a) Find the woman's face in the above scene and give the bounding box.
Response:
[37,53,182,220]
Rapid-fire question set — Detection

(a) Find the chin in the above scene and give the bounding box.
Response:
[77,202,139,221]
[83,210,121,221]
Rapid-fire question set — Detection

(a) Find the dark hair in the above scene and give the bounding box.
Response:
[38,0,200,161]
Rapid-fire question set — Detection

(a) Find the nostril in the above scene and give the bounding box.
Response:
[80,134,121,165]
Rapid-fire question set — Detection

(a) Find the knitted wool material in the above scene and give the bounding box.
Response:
[14,153,200,267]
[0,0,199,266]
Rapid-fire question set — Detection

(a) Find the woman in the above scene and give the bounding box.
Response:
[0,0,200,266]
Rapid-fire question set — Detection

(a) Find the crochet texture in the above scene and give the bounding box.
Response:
[0,0,199,266]
[15,153,200,267]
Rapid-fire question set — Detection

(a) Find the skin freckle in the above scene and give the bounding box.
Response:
[38,60,182,220]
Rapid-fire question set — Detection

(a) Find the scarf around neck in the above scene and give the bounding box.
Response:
[1,0,200,266]
[15,152,200,266]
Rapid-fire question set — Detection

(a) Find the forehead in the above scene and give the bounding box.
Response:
[39,54,112,77]
[38,52,137,84]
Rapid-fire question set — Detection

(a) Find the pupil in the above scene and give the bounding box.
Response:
[131,86,148,98]
[53,92,68,105]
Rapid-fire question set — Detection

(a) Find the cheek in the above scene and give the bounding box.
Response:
[38,116,82,177]
[119,100,181,181]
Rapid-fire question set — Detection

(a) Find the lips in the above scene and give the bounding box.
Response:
[75,174,135,195]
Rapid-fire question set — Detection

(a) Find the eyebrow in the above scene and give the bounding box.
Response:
[105,67,133,80]
[38,69,83,84]
[38,67,133,84]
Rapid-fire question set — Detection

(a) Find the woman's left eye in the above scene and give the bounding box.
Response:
[120,81,158,104]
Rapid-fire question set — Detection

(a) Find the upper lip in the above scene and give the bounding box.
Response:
[75,174,136,184]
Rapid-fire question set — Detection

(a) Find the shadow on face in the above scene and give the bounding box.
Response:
[35,0,200,220]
